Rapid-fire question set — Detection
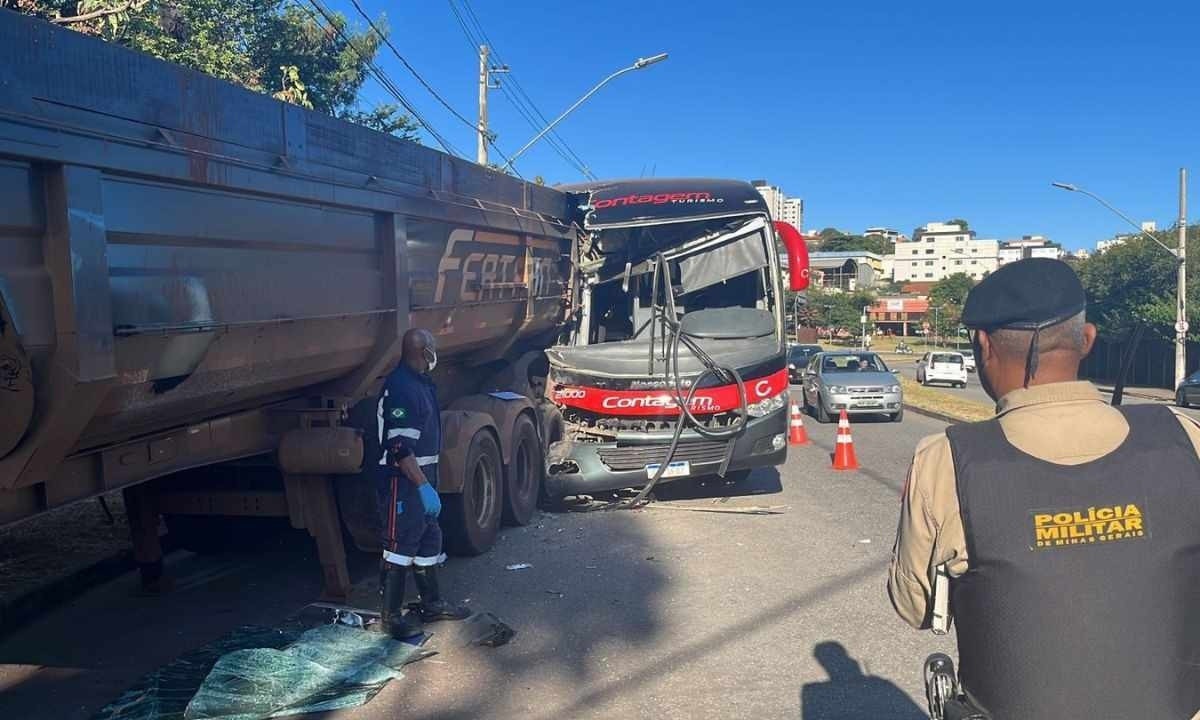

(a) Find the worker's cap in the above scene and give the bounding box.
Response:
[961,258,1086,331]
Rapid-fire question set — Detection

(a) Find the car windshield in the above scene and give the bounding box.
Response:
[789,346,819,362]
[822,354,889,373]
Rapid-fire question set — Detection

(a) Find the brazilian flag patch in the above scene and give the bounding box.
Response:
[390,407,406,419]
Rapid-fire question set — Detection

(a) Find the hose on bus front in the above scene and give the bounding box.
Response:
[616,252,751,509]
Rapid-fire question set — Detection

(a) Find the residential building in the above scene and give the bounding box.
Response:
[864,227,909,243]
[892,222,999,283]
[997,235,1064,266]
[1142,221,1158,233]
[1096,237,1126,254]
[751,180,803,229]
[1070,248,1091,260]
[807,251,884,291]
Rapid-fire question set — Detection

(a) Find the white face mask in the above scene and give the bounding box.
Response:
[423,347,438,373]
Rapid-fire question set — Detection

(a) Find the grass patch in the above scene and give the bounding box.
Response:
[900,377,994,423]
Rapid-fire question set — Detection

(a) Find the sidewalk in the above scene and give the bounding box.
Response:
[1095,385,1176,402]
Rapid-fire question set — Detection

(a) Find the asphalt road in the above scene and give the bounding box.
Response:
[0,404,952,720]
[887,356,1200,419]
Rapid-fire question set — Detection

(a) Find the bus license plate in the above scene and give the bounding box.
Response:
[645,461,691,479]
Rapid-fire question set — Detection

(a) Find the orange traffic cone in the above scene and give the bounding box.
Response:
[789,404,810,445]
[832,409,859,471]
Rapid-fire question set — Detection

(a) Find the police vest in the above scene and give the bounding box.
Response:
[945,404,1200,719]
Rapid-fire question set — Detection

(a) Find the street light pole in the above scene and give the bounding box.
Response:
[501,53,668,173]
[1177,169,1188,389]
[1052,175,1189,389]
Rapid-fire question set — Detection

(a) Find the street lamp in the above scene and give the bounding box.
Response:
[1052,172,1188,389]
[501,53,668,173]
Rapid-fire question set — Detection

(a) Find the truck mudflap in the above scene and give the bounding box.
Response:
[544,407,787,498]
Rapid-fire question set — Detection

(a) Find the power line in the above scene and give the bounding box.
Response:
[446,0,594,179]
[298,0,463,156]
[342,0,525,175]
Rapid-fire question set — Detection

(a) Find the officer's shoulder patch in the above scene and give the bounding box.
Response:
[391,407,406,419]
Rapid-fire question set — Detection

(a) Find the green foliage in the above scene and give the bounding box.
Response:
[946,218,969,229]
[806,288,878,332]
[1076,226,1200,340]
[12,0,420,140]
[819,234,895,256]
[928,272,975,308]
[817,227,845,240]
[337,103,420,140]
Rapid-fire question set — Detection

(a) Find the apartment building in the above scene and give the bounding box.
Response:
[751,180,804,228]
[891,222,999,282]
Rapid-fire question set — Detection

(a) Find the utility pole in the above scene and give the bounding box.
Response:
[476,45,507,166]
[1177,168,1188,389]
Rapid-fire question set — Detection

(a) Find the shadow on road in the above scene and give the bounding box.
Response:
[800,641,927,720]
[651,467,783,501]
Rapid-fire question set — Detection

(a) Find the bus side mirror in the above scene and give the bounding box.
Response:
[774,221,810,292]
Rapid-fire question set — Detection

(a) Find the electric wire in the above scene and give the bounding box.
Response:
[343,0,523,172]
[298,0,463,156]
[446,0,594,179]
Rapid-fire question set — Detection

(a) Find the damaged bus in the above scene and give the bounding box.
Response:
[544,179,810,498]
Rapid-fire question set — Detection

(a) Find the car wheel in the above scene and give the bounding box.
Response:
[891,407,904,422]
[815,400,831,424]
[443,430,503,555]
[1179,391,1190,409]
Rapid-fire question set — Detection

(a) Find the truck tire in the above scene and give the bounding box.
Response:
[442,430,503,555]
[502,414,542,527]
[164,514,287,555]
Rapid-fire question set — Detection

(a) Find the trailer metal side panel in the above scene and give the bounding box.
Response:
[0,10,575,523]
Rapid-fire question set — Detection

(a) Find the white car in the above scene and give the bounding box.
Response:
[961,350,976,373]
[917,352,968,388]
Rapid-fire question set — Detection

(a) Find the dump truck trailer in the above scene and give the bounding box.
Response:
[0,10,574,599]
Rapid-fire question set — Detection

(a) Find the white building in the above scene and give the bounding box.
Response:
[1096,237,1126,254]
[1071,248,1091,260]
[864,227,909,243]
[751,180,803,229]
[892,222,999,283]
[997,235,1064,266]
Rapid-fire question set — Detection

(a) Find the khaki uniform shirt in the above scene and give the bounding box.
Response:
[889,381,1200,630]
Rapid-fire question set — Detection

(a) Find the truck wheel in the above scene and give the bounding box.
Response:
[442,430,503,555]
[502,414,542,527]
[164,514,286,555]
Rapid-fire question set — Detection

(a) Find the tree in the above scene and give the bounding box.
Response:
[337,103,420,140]
[928,273,975,308]
[946,218,969,229]
[1076,225,1200,340]
[820,234,895,256]
[9,0,419,140]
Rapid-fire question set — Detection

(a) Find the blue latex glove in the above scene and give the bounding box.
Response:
[417,482,442,518]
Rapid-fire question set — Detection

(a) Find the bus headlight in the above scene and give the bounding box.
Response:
[747,392,787,418]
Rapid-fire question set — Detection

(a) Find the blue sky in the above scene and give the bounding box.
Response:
[331,0,1200,251]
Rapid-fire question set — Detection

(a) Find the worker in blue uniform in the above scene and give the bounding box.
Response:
[373,328,470,639]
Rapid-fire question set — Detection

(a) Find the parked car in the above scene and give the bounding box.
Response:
[1177,370,1200,408]
[801,351,903,423]
[917,352,968,388]
[961,349,976,373]
[788,343,824,383]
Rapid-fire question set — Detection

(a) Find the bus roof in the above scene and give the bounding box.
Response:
[560,178,768,229]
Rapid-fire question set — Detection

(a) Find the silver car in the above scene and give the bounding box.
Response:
[801,352,904,423]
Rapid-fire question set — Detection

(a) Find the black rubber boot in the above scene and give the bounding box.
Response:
[412,565,471,622]
[373,565,421,639]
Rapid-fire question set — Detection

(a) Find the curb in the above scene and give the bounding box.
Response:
[0,549,136,639]
[903,403,973,426]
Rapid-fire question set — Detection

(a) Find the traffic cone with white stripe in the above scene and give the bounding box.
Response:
[789,403,810,445]
[832,409,859,471]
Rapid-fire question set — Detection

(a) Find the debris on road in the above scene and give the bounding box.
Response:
[505,563,533,571]
[458,612,516,648]
[858,538,872,544]
[641,503,790,516]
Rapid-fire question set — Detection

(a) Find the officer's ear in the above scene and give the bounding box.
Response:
[975,329,995,363]
[1080,322,1097,359]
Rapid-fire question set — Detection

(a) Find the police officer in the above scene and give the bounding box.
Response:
[889,259,1200,719]
[374,328,469,639]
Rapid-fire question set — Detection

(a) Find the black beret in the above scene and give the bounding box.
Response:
[961,258,1086,330]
